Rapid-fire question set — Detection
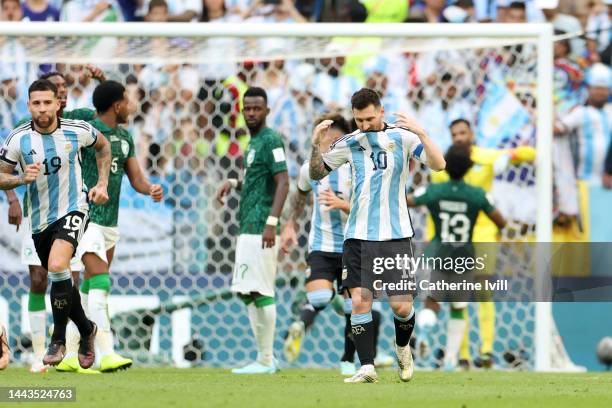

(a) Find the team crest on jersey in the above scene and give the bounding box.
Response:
[65,143,73,152]
[387,141,396,152]
[121,140,129,157]
[342,267,348,281]
[246,149,256,167]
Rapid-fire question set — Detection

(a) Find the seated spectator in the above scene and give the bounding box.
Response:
[22,0,60,21]
[443,0,477,23]
[242,0,307,23]
[61,0,123,22]
[410,0,446,23]
[201,0,242,21]
[145,0,169,21]
[362,0,408,23]
[1,0,22,21]
[167,0,202,21]
[505,1,527,23]
[554,63,612,185]
[586,0,611,64]
[537,0,586,59]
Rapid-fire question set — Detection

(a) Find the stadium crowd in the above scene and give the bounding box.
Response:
[0,0,611,240]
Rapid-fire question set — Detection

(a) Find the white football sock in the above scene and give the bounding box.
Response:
[445,317,466,367]
[89,289,114,356]
[255,304,276,366]
[29,310,46,362]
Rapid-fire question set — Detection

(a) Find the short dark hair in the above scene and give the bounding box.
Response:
[450,118,471,130]
[314,112,351,135]
[445,143,473,180]
[148,0,168,12]
[28,79,57,97]
[508,1,526,11]
[351,88,381,110]
[244,87,268,104]
[39,71,65,81]
[92,80,126,113]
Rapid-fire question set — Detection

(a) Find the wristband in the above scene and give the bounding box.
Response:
[266,216,279,227]
[228,179,238,188]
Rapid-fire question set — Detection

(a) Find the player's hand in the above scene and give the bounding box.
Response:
[21,163,41,185]
[149,184,164,202]
[216,181,233,205]
[8,199,22,232]
[392,112,426,137]
[280,223,298,253]
[85,64,106,82]
[262,225,276,249]
[319,188,346,211]
[603,173,612,190]
[89,184,109,205]
[312,119,334,146]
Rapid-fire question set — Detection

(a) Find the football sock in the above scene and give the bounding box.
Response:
[254,296,276,366]
[28,292,46,362]
[89,274,113,356]
[341,298,355,363]
[446,308,467,367]
[351,312,375,366]
[49,270,73,344]
[299,302,317,331]
[68,285,92,338]
[459,308,471,361]
[478,302,495,355]
[372,308,381,357]
[393,307,415,348]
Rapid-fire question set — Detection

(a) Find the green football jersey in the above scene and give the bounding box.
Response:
[238,127,287,235]
[414,180,495,259]
[19,109,97,217]
[81,118,135,227]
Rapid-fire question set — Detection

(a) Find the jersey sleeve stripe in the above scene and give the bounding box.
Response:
[413,143,424,158]
[0,155,17,165]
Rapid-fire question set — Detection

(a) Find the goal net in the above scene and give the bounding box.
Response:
[0,22,566,370]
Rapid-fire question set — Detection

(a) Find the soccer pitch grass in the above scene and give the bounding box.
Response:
[2,368,612,407]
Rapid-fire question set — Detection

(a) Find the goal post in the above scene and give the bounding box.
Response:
[0,22,559,371]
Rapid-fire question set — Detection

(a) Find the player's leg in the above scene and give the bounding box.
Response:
[389,294,416,382]
[231,234,279,374]
[85,240,132,372]
[284,278,333,363]
[458,307,472,370]
[344,286,377,383]
[340,291,356,375]
[28,265,48,373]
[444,302,468,371]
[473,242,497,368]
[0,323,9,370]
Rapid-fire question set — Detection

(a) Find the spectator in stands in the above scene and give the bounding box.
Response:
[22,0,60,21]
[225,0,252,15]
[605,135,612,188]
[61,0,123,22]
[242,0,307,23]
[410,0,446,23]
[1,0,22,21]
[201,0,242,21]
[585,0,611,65]
[443,0,477,23]
[146,0,169,21]
[311,43,360,111]
[363,56,413,117]
[167,0,202,21]
[554,63,612,185]
[554,29,586,115]
[505,1,527,23]
[537,0,586,59]
[362,0,408,22]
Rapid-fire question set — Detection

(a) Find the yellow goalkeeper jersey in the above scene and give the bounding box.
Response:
[428,145,535,242]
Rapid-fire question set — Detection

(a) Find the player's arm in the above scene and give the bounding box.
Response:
[216,178,242,205]
[281,163,312,252]
[310,120,349,180]
[125,157,163,202]
[0,161,40,190]
[319,189,350,214]
[481,192,506,230]
[4,189,22,231]
[263,170,290,249]
[393,112,445,171]
[88,129,111,205]
[406,186,431,208]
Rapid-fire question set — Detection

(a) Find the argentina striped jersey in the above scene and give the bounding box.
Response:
[0,119,97,233]
[321,123,427,241]
[298,161,351,253]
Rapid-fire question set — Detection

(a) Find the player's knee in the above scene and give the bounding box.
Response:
[391,303,413,320]
[306,288,334,311]
[47,259,68,274]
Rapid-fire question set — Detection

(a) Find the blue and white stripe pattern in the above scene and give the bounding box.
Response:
[322,123,427,241]
[298,161,351,253]
[0,119,97,233]
[559,104,612,184]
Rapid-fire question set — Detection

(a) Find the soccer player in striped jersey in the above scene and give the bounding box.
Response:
[280,113,356,374]
[407,143,506,371]
[0,79,111,368]
[7,68,103,373]
[56,80,163,373]
[310,88,446,383]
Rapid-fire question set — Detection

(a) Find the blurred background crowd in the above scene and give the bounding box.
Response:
[0,0,611,242]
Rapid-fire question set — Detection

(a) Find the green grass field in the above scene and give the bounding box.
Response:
[2,368,612,407]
